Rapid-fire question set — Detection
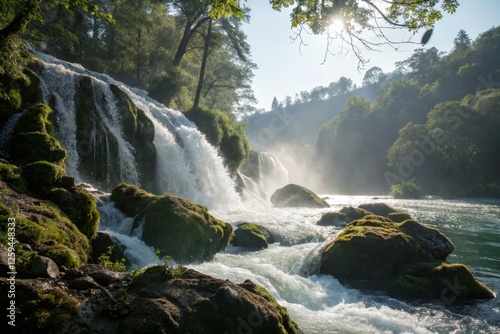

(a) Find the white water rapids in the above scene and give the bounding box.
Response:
[28,53,500,333]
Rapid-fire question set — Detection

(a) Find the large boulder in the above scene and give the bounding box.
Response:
[111,184,233,263]
[319,209,493,302]
[124,265,300,334]
[232,223,275,249]
[386,263,495,301]
[358,203,398,217]
[270,184,329,208]
[0,265,301,333]
[320,218,433,281]
[1,182,89,268]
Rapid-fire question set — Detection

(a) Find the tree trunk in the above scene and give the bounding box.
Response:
[0,0,42,48]
[193,18,212,109]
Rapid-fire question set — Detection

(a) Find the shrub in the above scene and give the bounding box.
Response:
[391,180,424,199]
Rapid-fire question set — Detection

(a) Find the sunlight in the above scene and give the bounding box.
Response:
[327,18,345,35]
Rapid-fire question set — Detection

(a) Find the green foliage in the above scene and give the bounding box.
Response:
[186,106,250,173]
[97,246,126,272]
[391,180,424,199]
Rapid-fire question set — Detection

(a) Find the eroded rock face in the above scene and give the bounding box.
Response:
[270,184,329,208]
[27,255,59,279]
[398,219,454,260]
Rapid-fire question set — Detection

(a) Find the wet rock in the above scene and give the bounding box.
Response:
[316,212,347,226]
[358,203,399,217]
[388,212,413,223]
[68,276,100,290]
[232,223,274,249]
[270,184,329,208]
[28,255,59,278]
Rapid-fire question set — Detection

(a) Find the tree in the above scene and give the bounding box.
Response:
[271,96,279,110]
[454,29,471,51]
[362,66,384,86]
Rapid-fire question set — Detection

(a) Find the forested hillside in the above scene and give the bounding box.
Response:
[315,28,500,197]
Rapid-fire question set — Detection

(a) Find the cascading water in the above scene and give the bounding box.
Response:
[35,52,241,209]
[29,53,500,333]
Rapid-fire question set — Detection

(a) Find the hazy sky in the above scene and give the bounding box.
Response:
[242,1,500,110]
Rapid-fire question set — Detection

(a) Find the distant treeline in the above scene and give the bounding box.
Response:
[246,27,500,198]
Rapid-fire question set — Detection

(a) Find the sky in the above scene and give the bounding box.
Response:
[242,1,500,110]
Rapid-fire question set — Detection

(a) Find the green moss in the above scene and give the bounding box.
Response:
[43,243,80,268]
[22,161,65,189]
[14,104,53,134]
[253,284,299,334]
[321,219,433,280]
[22,289,78,333]
[0,192,90,268]
[9,131,67,165]
[111,183,155,217]
[0,162,28,193]
[271,184,329,208]
[143,193,233,262]
[432,263,495,299]
[386,275,435,299]
[185,106,250,173]
[15,216,43,244]
[111,184,233,262]
[233,223,270,249]
[44,186,100,239]
[358,203,399,217]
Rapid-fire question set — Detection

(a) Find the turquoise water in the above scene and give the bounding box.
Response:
[191,196,500,334]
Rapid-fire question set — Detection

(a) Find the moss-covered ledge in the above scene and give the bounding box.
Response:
[110,183,233,262]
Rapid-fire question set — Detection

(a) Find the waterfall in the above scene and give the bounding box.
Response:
[258,152,289,196]
[35,52,240,209]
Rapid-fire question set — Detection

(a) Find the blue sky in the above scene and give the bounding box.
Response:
[242,1,500,110]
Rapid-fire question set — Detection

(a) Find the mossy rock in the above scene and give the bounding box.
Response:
[110,85,157,190]
[90,232,128,266]
[9,131,66,166]
[22,161,65,189]
[386,263,495,301]
[111,184,233,263]
[0,162,28,193]
[398,219,454,260]
[316,211,347,226]
[270,184,329,208]
[388,212,413,223]
[126,266,300,334]
[14,104,54,135]
[39,243,80,268]
[17,286,78,332]
[385,274,435,299]
[431,263,495,300]
[358,203,399,217]
[0,186,89,268]
[320,219,434,281]
[111,183,155,217]
[141,193,233,262]
[361,215,394,223]
[185,106,250,173]
[44,186,100,239]
[338,206,373,223]
[232,223,274,249]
